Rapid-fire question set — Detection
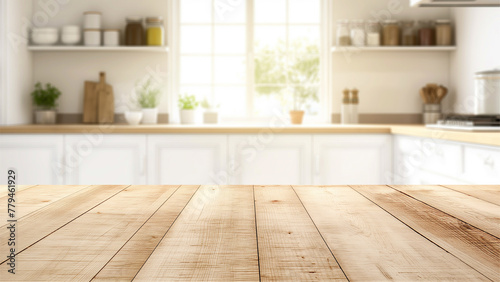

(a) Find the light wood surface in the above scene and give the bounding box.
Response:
[443,185,500,206]
[0,185,498,281]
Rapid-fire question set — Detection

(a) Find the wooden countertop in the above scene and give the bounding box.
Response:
[1,124,500,146]
[0,185,498,281]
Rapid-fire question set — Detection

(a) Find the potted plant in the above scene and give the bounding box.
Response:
[136,77,162,124]
[31,82,61,124]
[201,98,220,124]
[178,94,199,124]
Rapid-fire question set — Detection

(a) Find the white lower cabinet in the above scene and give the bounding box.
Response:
[228,135,312,185]
[313,135,392,185]
[148,135,227,185]
[64,135,146,185]
[0,135,64,184]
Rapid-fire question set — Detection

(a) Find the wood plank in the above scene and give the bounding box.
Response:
[254,185,347,281]
[0,185,179,281]
[442,185,500,206]
[0,185,127,265]
[294,186,489,281]
[352,185,500,281]
[134,185,259,281]
[0,185,37,198]
[391,185,500,238]
[92,185,198,281]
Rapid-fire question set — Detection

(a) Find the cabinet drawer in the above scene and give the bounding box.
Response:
[420,139,463,177]
[463,146,500,184]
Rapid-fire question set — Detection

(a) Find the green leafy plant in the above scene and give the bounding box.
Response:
[31,82,61,110]
[136,77,162,109]
[201,98,220,110]
[178,94,199,110]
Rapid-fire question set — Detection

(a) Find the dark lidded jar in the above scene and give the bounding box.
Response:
[125,17,144,46]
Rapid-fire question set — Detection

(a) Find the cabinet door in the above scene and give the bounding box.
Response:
[228,135,312,185]
[0,135,64,184]
[148,135,227,185]
[64,135,146,185]
[313,135,392,185]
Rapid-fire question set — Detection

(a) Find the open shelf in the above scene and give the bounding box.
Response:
[331,46,456,52]
[28,46,169,52]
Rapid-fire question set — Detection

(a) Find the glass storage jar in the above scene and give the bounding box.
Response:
[336,20,351,46]
[401,21,416,46]
[382,20,399,46]
[435,19,452,46]
[365,20,380,46]
[146,17,165,46]
[125,17,144,46]
[419,20,435,46]
[350,20,365,46]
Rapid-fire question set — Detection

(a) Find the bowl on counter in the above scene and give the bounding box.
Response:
[125,111,143,125]
[32,28,59,45]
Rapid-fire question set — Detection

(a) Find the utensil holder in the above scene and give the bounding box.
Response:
[423,103,441,124]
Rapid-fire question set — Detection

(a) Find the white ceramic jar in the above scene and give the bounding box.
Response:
[103,29,120,46]
[61,25,81,45]
[83,11,102,29]
[474,69,500,115]
[32,28,59,45]
[84,29,101,46]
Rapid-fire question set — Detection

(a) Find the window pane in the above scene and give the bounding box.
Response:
[215,56,246,84]
[254,53,286,85]
[288,54,320,85]
[214,26,246,54]
[254,87,286,116]
[181,0,212,23]
[181,26,212,54]
[289,26,320,54]
[254,25,286,53]
[215,86,246,116]
[179,86,212,102]
[254,0,286,23]
[180,56,212,84]
[289,0,320,23]
[214,0,246,23]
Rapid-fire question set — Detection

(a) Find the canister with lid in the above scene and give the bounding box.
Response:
[336,20,351,46]
[419,20,435,46]
[365,20,380,46]
[382,20,399,46]
[350,20,365,46]
[125,17,144,46]
[84,11,102,29]
[435,19,452,46]
[474,69,500,115]
[103,29,120,46]
[146,17,165,46]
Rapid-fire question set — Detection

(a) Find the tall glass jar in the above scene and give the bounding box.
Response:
[435,19,452,46]
[336,20,351,46]
[419,20,435,46]
[350,20,365,46]
[382,20,399,46]
[365,20,380,46]
[125,17,144,46]
[401,21,416,46]
[146,17,165,46]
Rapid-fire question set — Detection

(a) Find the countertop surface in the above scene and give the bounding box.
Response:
[1,124,500,146]
[0,185,498,281]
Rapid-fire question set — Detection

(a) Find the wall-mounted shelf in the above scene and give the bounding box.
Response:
[28,46,169,52]
[331,46,456,52]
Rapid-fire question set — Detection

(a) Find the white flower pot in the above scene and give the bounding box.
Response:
[141,108,158,124]
[35,110,57,124]
[180,109,197,124]
[203,111,219,124]
[125,111,143,125]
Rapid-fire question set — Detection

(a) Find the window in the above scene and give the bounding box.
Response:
[178,0,322,121]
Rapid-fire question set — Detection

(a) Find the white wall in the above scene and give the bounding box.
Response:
[331,0,451,115]
[2,0,33,125]
[31,0,170,116]
[449,8,500,114]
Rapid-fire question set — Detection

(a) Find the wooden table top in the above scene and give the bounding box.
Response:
[0,185,498,281]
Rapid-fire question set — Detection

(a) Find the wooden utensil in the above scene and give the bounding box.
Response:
[83,81,98,123]
[96,72,114,124]
[436,86,448,103]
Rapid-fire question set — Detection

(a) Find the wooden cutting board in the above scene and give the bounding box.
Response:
[83,72,114,124]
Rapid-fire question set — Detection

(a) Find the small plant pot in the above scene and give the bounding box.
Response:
[125,111,143,125]
[203,111,219,124]
[289,110,305,125]
[35,110,57,124]
[141,108,158,124]
[180,109,197,124]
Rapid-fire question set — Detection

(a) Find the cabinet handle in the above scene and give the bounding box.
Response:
[483,156,495,170]
[315,154,320,175]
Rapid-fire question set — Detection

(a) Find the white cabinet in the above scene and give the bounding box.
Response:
[228,135,312,185]
[0,135,64,184]
[313,135,392,185]
[148,135,227,185]
[64,135,146,185]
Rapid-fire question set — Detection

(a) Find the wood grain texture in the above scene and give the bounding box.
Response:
[443,185,500,206]
[0,185,127,265]
[0,185,36,198]
[92,185,198,281]
[391,185,500,238]
[352,185,500,281]
[294,186,489,281]
[134,185,259,281]
[254,185,347,281]
[0,185,178,281]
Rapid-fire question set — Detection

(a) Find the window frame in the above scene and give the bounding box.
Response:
[171,0,331,124]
